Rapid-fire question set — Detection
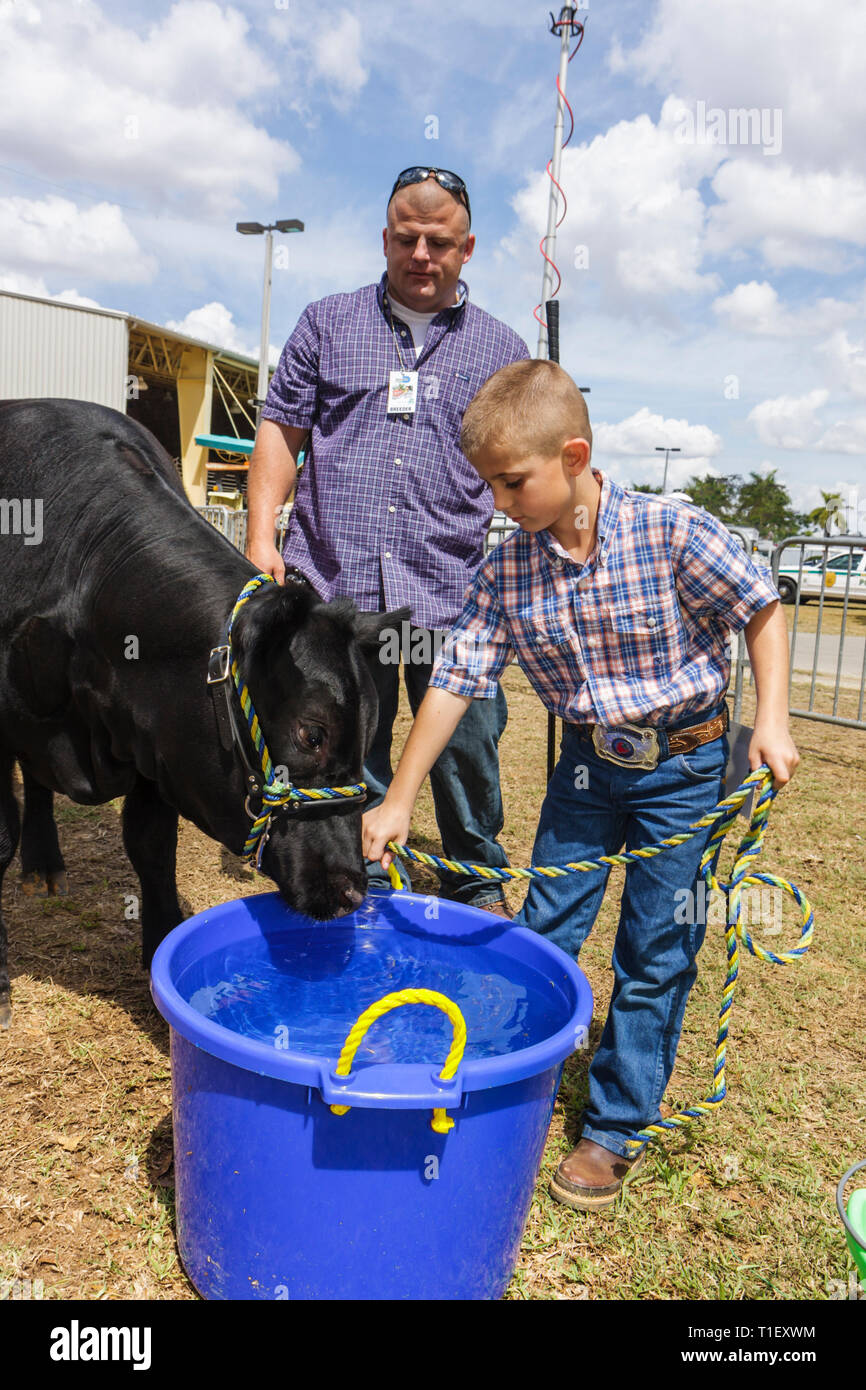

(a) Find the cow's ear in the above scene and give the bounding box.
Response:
[354,606,412,653]
[232,582,312,661]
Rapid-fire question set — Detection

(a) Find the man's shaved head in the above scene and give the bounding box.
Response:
[387,178,471,237]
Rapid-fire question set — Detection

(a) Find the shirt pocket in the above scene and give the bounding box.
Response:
[517,604,574,657]
[605,598,686,678]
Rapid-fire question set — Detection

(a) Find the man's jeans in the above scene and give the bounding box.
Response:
[514,719,728,1157]
[363,625,509,908]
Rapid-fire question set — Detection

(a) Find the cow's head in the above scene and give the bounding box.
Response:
[229,582,408,919]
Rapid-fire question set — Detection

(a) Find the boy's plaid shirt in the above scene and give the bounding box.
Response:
[429,471,780,728]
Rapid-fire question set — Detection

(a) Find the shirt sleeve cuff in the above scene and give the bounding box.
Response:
[428,668,500,699]
[260,404,315,429]
[725,580,780,632]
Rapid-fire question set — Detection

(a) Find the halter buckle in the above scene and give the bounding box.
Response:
[207,645,231,684]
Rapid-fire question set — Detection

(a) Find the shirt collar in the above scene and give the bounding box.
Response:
[534,469,624,568]
[378,272,468,321]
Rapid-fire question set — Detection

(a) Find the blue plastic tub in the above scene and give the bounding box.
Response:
[150,890,593,1301]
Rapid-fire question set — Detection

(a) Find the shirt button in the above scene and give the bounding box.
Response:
[647,616,657,629]
[394,458,402,465]
[388,505,396,513]
[384,551,392,559]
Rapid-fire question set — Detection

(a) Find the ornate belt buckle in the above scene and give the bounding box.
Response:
[592,722,660,770]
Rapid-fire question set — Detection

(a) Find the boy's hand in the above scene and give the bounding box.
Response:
[363,797,413,869]
[748,723,800,789]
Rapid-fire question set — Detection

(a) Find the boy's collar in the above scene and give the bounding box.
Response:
[536,470,622,567]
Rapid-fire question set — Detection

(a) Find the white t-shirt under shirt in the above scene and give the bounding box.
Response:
[387,294,439,357]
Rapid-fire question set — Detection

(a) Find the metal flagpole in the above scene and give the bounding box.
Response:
[256,228,274,429]
[536,6,586,780]
[536,6,581,359]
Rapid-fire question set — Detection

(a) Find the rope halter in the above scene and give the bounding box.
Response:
[208,573,367,867]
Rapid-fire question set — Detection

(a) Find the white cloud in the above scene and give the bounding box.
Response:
[748,389,830,449]
[0,195,154,282]
[506,97,723,313]
[310,13,368,104]
[166,301,279,363]
[814,418,866,455]
[748,389,866,453]
[707,162,866,270]
[818,329,866,399]
[614,0,866,179]
[0,270,105,308]
[712,281,859,337]
[595,407,723,458]
[0,0,298,215]
[612,2,866,272]
[593,407,722,487]
[712,281,786,335]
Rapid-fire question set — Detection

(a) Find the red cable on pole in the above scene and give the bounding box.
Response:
[534,19,586,330]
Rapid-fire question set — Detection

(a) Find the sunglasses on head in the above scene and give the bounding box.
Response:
[388,167,471,226]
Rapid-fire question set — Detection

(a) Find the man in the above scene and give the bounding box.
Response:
[246,167,529,913]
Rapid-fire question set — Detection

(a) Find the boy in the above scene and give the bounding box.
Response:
[363,359,798,1210]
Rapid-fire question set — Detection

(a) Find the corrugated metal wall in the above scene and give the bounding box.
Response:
[0,293,128,411]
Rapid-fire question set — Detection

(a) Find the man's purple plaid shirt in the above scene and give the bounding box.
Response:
[261,273,529,628]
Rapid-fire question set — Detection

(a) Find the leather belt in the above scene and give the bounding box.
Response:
[573,707,729,770]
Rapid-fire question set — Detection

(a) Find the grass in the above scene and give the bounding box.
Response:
[0,667,864,1300]
[783,598,866,637]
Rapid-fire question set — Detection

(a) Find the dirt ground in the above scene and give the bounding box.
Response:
[0,666,864,1301]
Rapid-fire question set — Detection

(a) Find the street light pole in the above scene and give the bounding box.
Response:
[236,218,304,428]
[257,227,274,419]
[655,445,681,494]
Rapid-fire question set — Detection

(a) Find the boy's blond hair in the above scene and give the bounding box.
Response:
[460,359,592,462]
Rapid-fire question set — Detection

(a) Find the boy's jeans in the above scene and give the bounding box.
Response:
[515,718,728,1158]
[363,629,510,909]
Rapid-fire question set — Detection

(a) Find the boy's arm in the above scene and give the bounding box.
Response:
[362,688,472,867]
[743,600,799,787]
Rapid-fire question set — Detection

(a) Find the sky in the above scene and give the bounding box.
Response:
[1,0,865,526]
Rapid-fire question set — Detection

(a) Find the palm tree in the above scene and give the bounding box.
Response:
[807,491,846,536]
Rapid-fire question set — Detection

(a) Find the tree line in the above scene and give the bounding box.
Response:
[627,471,848,542]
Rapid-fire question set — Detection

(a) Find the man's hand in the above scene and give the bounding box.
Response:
[748,722,800,788]
[246,420,306,584]
[246,538,286,583]
[363,796,413,868]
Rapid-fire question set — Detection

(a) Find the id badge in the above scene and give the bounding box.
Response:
[387,370,418,414]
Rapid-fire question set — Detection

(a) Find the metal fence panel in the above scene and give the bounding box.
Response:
[485,511,518,556]
[771,534,866,731]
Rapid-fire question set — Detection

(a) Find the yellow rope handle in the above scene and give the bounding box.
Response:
[329,989,467,1134]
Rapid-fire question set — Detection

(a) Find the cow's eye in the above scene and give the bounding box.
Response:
[297,723,325,751]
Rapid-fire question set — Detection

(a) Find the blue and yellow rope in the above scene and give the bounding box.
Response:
[226,574,366,864]
[385,765,814,1152]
